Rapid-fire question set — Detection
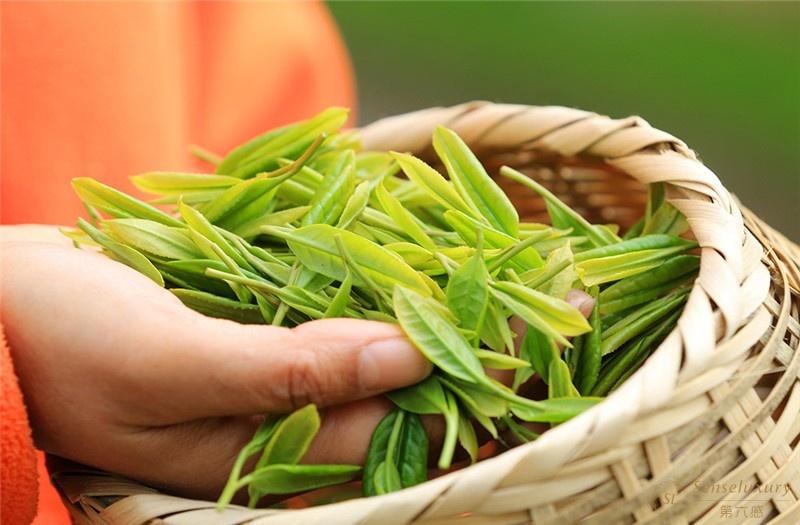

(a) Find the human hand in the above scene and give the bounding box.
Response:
[1,237,431,500]
[1,226,593,502]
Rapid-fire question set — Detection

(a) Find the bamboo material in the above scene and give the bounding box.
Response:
[50,102,800,524]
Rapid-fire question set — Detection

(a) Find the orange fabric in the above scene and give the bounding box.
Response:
[1,326,39,525]
[1,1,354,225]
[0,1,354,523]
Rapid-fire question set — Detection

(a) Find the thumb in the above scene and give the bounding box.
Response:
[140,316,431,423]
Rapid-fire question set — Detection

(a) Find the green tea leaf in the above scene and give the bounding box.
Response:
[363,409,428,496]
[445,242,490,342]
[218,107,348,177]
[592,308,681,396]
[395,412,428,490]
[217,415,284,509]
[574,294,602,394]
[374,409,405,495]
[72,178,183,227]
[254,291,277,324]
[485,229,552,273]
[191,236,253,303]
[457,413,479,464]
[645,183,666,227]
[600,275,695,315]
[323,269,353,318]
[479,301,515,353]
[475,349,530,370]
[274,286,329,319]
[511,397,601,423]
[598,255,699,312]
[387,375,448,415]
[266,224,431,297]
[303,150,356,226]
[439,376,508,418]
[393,286,485,383]
[438,377,501,437]
[105,219,202,259]
[253,404,320,471]
[574,234,696,262]
[201,176,281,226]
[276,178,315,205]
[149,190,222,206]
[157,260,236,297]
[575,236,697,287]
[642,202,689,236]
[601,290,688,355]
[376,180,436,250]
[391,152,475,218]
[204,269,350,320]
[234,205,310,240]
[179,200,253,271]
[205,136,323,226]
[516,325,559,385]
[336,181,372,230]
[444,210,543,271]
[233,243,293,285]
[438,391,460,469]
[374,460,402,495]
[171,289,265,324]
[490,281,591,346]
[433,126,518,236]
[502,415,540,444]
[356,151,400,182]
[189,144,222,166]
[245,464,360,496]
[363,410,400,497]
[547,359,580,399]
[530,244,577,299]
[389,242,436,269]
[76,218,164,286]
[247,405,322,505]
[333,235,392,311]
[131,172,239,196]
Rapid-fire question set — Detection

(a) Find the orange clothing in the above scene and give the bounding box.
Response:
[1,326,39,525]
[0,2,354,523]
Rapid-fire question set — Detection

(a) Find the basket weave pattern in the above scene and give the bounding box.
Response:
[52,103,800,524]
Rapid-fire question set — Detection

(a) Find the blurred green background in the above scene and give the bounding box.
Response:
[328,1,800,240]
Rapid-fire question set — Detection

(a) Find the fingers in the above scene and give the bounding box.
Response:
[128,316,432,424]
[566,289,595,319]
[113,397,445,502]
[160,290,591,423]
[106,398,394,500]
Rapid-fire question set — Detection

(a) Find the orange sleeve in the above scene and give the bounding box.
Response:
[1,324,39,525]
[1,1,354,226]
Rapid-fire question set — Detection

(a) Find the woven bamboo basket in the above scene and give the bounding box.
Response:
[51,102,800,524]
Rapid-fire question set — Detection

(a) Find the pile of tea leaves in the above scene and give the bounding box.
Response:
[66,108,698,508]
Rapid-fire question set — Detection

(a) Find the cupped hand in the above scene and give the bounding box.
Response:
[1,227,593,502]
[1,237,430,499]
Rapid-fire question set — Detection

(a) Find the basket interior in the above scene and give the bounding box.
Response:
[421,145,649,230]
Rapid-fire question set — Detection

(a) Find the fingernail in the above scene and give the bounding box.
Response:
[359,337,431,391]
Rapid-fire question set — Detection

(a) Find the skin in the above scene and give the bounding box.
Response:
[1,226,593,502]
